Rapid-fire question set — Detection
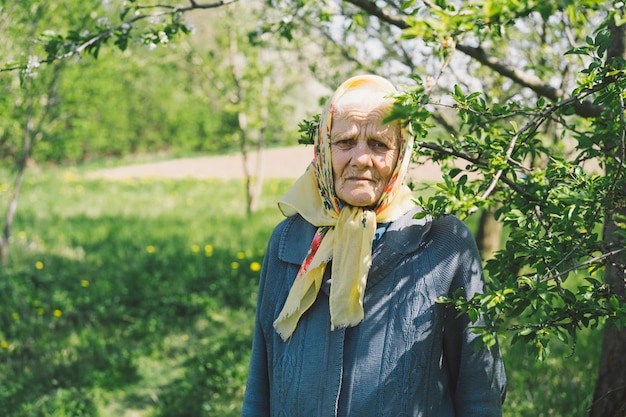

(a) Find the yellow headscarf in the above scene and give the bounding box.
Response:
[273,74,415,341]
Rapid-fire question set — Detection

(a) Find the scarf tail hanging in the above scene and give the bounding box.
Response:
[273,262,326,340]
[329,208,377,330]
[274,227,333,339]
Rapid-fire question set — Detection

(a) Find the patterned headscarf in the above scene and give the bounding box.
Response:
[273,74,415,341]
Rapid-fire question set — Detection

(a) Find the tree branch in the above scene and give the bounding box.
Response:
[455,44,603,117]
[344,0,409,29]
[541,248,626,283]
[344,0,604,118]
[417,140,539,203]
[134,0,238,12]
[1,0,239,73]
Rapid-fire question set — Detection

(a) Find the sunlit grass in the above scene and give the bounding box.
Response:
[0,167,290,416]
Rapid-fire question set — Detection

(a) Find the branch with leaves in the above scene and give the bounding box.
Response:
[1,0,238,75]
[342,0,607,119]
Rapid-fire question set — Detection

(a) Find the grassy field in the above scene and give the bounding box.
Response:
[0,166,601,416]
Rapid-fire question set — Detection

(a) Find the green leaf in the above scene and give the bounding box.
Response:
[609,295,620,310]
[518,327,533,336]
[449,168,462,178]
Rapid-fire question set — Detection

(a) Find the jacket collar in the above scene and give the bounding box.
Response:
[278,206,432,284]
[278,213,318,265]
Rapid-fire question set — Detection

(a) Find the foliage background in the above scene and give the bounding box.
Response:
[0,0,317,165]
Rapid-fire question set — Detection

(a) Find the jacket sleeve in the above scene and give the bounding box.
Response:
[439,216,507,416]
[241,225,282,416]
[241,215,316,416]
[241,301,270,416]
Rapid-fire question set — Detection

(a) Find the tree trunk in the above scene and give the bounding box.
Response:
[227,17,255,216]
[1,146,30,263]
[589,19,626,417]
[1,100,36,263]
[238,111,257,217]
[589,215,626,417]
[475,208,502,261]
[1,63,62,263]
[250,75,270,214]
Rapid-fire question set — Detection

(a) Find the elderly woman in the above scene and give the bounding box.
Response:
[242,74,506,416]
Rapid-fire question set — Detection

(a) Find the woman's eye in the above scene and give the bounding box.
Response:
[332,139,354,148]
[370,140,389,151]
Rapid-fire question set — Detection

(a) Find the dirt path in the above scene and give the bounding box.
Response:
[87,146,444,181]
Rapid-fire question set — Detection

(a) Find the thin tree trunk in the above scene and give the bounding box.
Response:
[1,63,62,263]
[250,75,270,213]
[0,104,34,263]
[475,208,501,261]
[238,110,254,216]
[227,17,254,216]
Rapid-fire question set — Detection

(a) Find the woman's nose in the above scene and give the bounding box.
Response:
[351,140,374,167]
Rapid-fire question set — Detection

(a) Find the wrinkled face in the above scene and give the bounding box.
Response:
[330,90,399,208]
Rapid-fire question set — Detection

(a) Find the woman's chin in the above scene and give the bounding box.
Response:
[339,192,378,208]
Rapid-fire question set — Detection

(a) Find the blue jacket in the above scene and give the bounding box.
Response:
[242,207,506,416]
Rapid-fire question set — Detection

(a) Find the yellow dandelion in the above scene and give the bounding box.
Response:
[191,244,200,253]
[250,262,261,272]
[1,341,8,349]
[11,312,19,321]
[37,308,45,315]
[204,245,213,257]
[0,183,7,193]
[81,279,89,288]
[231,261,239,270]
[35,261,44,270]
[17,231,26,239]
[236,251,246,260]
[146,245,156,253]
[53,309,62,318]
[63,172,76,182]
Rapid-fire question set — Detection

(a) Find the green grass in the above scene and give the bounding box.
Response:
[0,167,602,416]
[0,168,289,417]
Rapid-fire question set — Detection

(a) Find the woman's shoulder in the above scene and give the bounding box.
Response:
[390,208,476,254]
[429,214,475,244]
[268,214,317,265]
[270,213,316,240]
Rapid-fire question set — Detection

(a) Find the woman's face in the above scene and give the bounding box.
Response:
[330,90,399,208]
